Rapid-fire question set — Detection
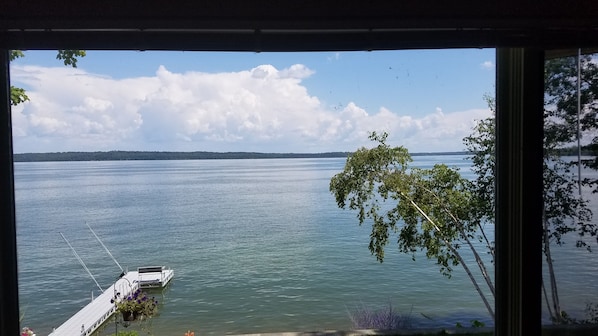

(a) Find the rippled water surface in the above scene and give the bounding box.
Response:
[15,156,597,335]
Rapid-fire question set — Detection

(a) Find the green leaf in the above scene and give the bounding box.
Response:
[10,86,29,106]
[56,50,86,68]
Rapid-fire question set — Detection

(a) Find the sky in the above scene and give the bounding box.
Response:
[9,49,495,154]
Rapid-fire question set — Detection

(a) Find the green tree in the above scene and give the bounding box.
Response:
[330,132,496,320]
[332,54,598,322]
[464,55,598,323]
[9,50,86,106]
[541,55,596,323]
[545,54,598,182]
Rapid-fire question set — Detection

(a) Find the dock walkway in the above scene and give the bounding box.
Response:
[48,267,173,336]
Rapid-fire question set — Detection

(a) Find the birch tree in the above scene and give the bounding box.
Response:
[465,54,598,323]
[330,132,495,320]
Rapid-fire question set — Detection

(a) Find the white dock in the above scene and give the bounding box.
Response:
[137,266,175,289]
[48,267,173,336]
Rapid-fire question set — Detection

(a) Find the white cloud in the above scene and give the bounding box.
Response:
[481,61,494,70]
[10,64,492,153]
[279,64,315,79]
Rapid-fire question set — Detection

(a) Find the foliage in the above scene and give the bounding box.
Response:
[10,86,29,106]
[543,55,596,250]
[545,55,598,186]
[112,289,159,317]
[332,70,596,321]
[56,50,86,67]
[330,132,495,319]
[470,319,486,328]
[464,55,598,324]
[348,302,412,330]
[462,95,496,261]
[544,54,598,246]
[466,102,590,323]
[584,302,598,324]
[541,57,596,324]
[559,303,598,325]
[463,95,495,225]
[8,50,85,106]
[542,54,598,323]
[10,50,25,61]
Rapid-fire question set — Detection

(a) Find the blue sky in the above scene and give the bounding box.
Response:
[10,49,495,153]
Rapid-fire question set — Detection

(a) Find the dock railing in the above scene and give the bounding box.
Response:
[138,266,172,288]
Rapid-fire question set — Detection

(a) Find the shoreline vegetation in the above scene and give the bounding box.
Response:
[14,144,589,162]
[13,150,469,162]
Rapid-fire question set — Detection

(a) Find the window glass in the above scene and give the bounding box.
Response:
[541,50,598,328]
[11,49,496,335]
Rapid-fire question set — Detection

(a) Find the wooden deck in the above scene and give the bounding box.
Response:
[48,268,173,336]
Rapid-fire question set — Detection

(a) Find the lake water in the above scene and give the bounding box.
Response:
[14,156,598,335]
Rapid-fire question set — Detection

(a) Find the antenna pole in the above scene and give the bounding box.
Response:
[59,232,104,292]
[86,223,124,273]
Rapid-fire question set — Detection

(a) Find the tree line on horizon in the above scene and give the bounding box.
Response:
[13,150,473,162]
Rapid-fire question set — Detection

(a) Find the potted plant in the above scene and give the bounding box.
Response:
[111,289,158,321]
[21,327,36,336]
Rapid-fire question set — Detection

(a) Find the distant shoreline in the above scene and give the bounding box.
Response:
[13,150,469,162]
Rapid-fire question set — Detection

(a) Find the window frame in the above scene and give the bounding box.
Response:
[2,1,594,335]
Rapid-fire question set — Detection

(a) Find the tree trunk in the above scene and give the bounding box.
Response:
[408,198,495,320]
[543,209,562,323]
[420,185,496,297]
